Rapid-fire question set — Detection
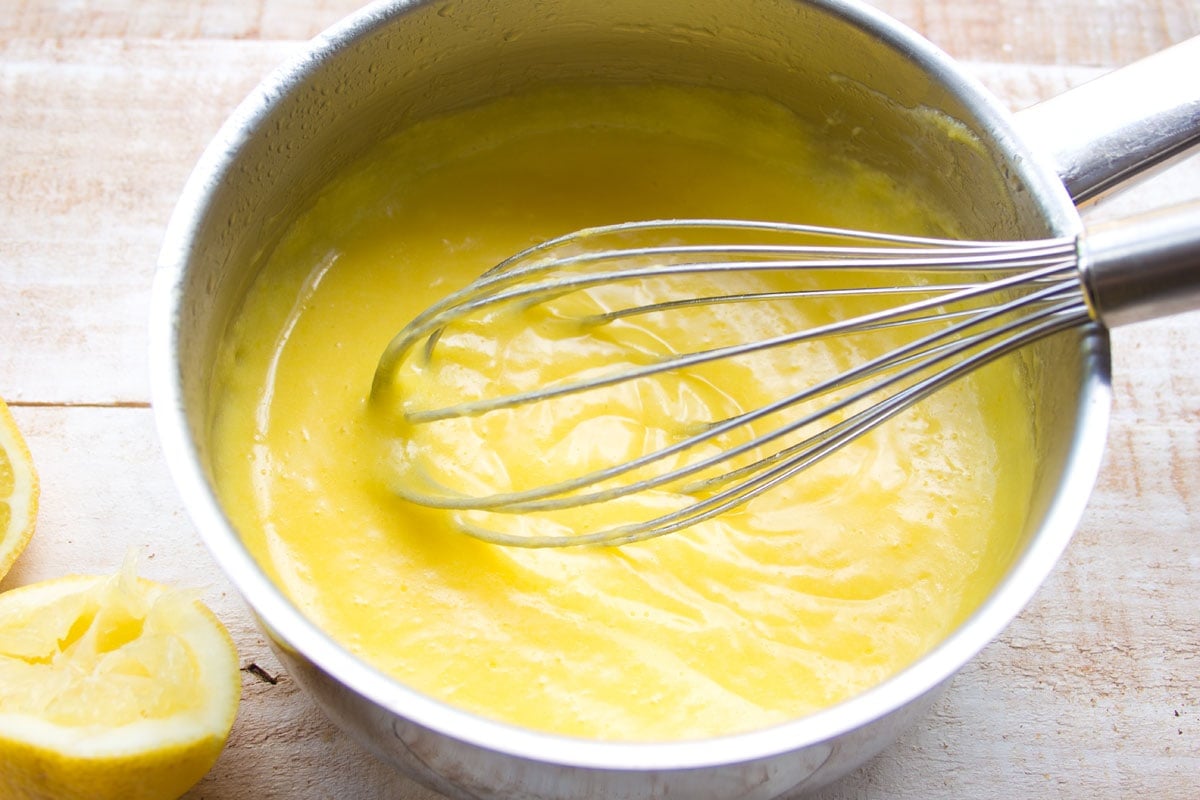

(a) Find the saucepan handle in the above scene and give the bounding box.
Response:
[1013,36,1200,205]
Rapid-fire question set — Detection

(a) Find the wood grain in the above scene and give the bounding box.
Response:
[2,0,366,41]
[5,0,1197,65]
[877,0,1199,66]
[0,37,293,404]
[0,1,1197,798]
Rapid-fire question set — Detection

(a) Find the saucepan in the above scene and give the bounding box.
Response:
[150,0,1199,797]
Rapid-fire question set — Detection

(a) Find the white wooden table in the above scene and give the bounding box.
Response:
[1,1,1197,797]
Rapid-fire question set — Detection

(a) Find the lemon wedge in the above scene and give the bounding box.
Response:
[0,559,240,800]
[0,398,38,581]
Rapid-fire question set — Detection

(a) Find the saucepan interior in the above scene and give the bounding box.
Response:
[152,0,1108,796]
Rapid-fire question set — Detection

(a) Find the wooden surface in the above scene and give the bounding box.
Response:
[1,0,1198,797]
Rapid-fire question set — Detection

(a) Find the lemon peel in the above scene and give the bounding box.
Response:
[0,397,38,581]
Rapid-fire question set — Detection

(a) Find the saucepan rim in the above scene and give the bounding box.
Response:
[150,0,1109,773]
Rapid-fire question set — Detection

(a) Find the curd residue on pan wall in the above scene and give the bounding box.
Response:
[210,84,1035,741]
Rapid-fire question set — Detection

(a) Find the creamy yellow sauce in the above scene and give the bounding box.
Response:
[210,84,1034,741]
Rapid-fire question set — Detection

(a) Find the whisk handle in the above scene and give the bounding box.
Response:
[1081,200,1200,328]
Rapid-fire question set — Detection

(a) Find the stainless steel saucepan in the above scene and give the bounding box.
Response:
[150,1,1199,797]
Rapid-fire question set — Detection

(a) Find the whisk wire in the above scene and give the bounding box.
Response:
[371,219,1105,547]
[410,280,1084,515]
[393,255,1079,423]
[373,220,1078,403]
[460,296,1091,548]
[384,270,1085,514]
[455,301,1093,548]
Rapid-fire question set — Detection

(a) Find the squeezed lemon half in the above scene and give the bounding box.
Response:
[0,559,240,800]
[0,397,38,581]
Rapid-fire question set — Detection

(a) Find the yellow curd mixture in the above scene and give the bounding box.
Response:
[211,84,1035,741]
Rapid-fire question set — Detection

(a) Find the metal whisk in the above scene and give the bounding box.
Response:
[371,203,1200,547]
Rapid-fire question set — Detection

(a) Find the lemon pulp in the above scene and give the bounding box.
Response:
[210,84,1035,741]
[0,573,201,726]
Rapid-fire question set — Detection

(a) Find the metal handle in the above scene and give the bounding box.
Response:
[1081,200,1200,328]
[1014,36,1200,205]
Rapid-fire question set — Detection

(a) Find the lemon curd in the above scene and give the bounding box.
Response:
[210,84,1035,741]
